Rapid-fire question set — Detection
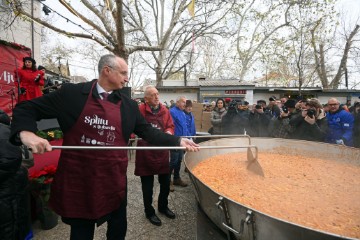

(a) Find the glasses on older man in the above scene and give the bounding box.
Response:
[328,103,339,107]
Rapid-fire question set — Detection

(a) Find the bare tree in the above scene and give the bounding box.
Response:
[7,0,230,86]
[123,0,232,85]
[311,18,359,89]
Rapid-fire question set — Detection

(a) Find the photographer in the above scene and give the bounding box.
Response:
[289,98,328,142]
[249,100,272,137]
[268,99,296,138]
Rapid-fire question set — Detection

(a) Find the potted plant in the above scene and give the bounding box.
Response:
[29,165,58,230]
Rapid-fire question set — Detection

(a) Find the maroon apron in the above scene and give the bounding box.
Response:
[135,104,170,176]
[49,82,128,219]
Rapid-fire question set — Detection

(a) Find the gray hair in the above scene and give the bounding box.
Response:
[328,97,339,104]
[98,54,118,75]
[144,85,157,97]
[176,96,186,102]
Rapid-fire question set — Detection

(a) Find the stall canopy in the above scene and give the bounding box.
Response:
[0,40,32,116]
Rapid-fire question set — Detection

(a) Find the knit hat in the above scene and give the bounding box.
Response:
[269,96,276,101]
[284,99,296,108]
[257,99,266,105]
[38,65,46,70]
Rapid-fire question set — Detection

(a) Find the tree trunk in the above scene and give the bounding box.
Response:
[329,24,359,89]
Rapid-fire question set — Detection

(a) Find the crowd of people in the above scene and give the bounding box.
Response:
[1,53,359,240]
[208,96,359,148]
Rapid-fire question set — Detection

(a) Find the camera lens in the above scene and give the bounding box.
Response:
[282,106,288,113]
[307,109,315,117]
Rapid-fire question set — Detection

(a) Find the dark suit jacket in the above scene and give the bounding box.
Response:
[10,80,179,147]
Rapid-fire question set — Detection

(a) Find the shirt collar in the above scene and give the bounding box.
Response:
[96,82,112,95]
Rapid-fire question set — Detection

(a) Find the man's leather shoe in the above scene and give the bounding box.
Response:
[159,208,176,219]
[147,214,162,226]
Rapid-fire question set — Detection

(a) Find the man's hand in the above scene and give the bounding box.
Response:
[280,111,289,118]
[335,139,345,145]
[180,138,200,152]
[304,115,316,125]
[19,131,52,154]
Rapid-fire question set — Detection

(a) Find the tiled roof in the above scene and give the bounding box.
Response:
[199,80,254,86]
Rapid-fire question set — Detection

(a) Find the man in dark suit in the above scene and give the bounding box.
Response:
[10,54,199,240]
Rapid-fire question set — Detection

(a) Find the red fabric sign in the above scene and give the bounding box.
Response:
[0,41,31,116]
[225,90,247,94]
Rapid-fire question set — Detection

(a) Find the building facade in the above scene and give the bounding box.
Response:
[139,78,360,106]
[0,0,42,61]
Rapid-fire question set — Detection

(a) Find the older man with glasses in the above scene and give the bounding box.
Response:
[325,97,354,146]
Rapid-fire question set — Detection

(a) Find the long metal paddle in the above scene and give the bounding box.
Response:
[52,134,264,176]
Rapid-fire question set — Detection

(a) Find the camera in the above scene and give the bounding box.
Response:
[307,109,316,117]
[255,104,262,109]
[282,106,288,113]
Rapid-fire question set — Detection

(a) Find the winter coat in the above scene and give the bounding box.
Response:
[248,110,272,137]
[184,111,196,137]
[353,112,360,148]
[289,113,328,142]
[325,109,354,146]
[210,107,227,134]
[170,106,188,137]
[135,103,174,176]
[221,108,248,135]
[0,123,30,240]
[14,68,44,102]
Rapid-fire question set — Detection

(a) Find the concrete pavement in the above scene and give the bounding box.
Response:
[32,152,198,240]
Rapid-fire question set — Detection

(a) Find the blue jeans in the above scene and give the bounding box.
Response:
[170,150,184,180]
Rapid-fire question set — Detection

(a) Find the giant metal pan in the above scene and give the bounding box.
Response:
[184,137,360,240]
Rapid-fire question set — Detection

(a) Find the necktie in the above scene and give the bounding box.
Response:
[101,92,109,101]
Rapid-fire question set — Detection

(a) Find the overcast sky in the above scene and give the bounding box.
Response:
[43,0,360,82]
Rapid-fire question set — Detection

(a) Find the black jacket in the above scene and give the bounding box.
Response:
[10,80,179,147]
[248,110,272,137]
[289,112,328,142]
[0,123,30,240]
[353,112,360,148]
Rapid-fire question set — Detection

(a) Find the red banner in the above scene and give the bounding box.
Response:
[225,90,247,95]
[0,41,31,116]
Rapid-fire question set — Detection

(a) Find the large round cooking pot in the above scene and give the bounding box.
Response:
[184,137,360,240]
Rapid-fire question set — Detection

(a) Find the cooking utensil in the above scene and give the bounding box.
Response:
[52,134,264,176]
[183,134,264,176]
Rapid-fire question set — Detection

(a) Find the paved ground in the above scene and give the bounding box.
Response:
[32,151,198,240]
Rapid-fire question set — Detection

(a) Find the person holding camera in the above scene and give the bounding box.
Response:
[14,57,44,102]
[289,98,328,142]
[249,100,272,137]
[268,99,297,138]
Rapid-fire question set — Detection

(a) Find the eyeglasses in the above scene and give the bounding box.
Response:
[328,103,339,106]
